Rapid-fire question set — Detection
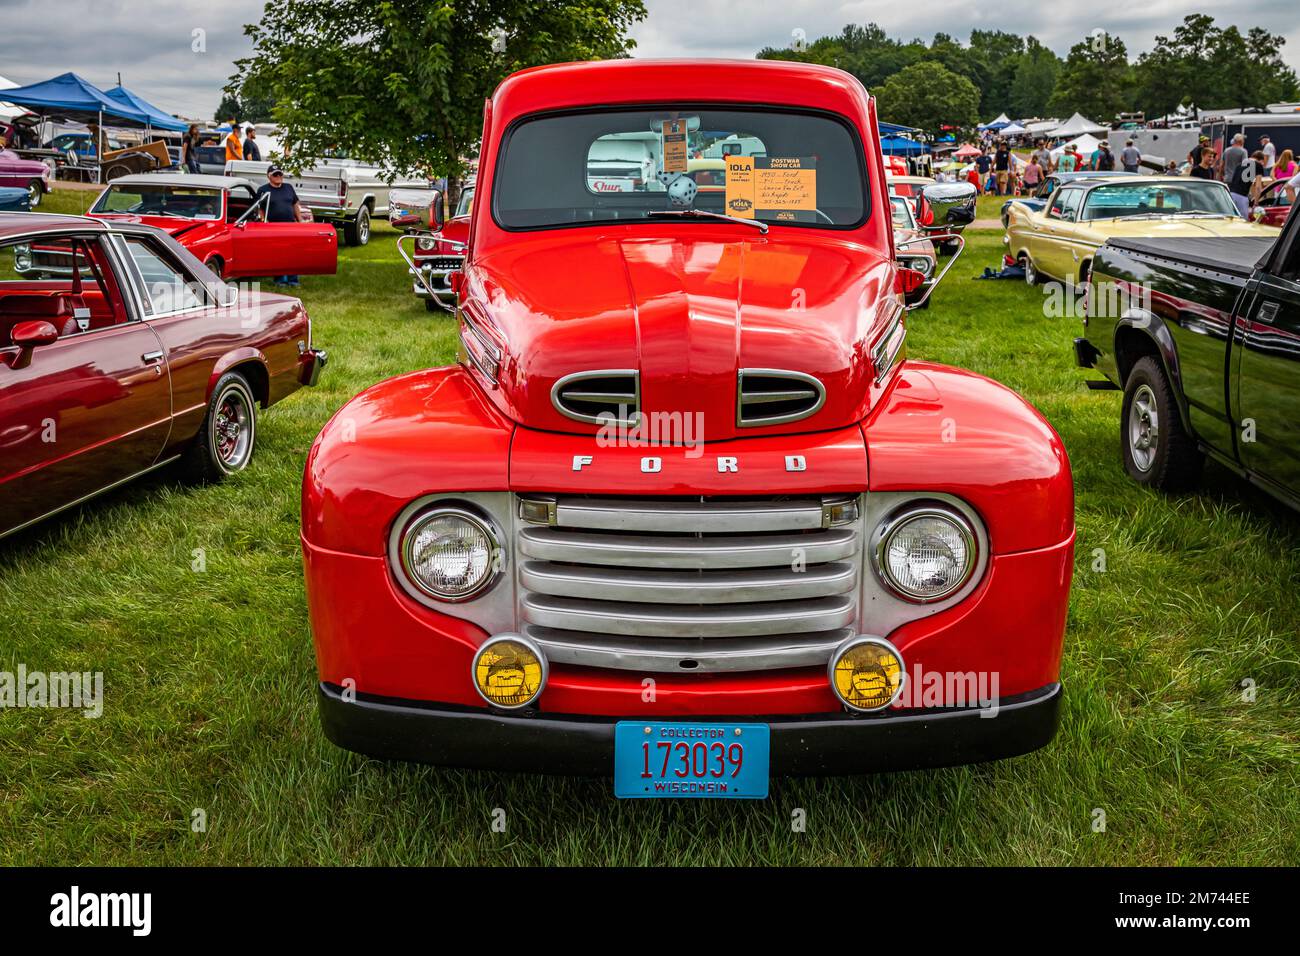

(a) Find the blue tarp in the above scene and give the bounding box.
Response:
[879,121,918,136]
[880,135,927,155]
[105,84,187,132]
[0,72,150,127]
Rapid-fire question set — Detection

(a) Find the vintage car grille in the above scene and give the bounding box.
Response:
[516,494,860,673]
[551,370,640,426]
[736,369,826,427]
[419,256,464,272]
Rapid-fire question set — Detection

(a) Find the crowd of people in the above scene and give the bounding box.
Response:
[942,131,1300,210]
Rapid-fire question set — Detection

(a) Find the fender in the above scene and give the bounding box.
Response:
[864,362,1073,554]
[1111,303,1195,435]
[210,347,269,402]
[302,365,515,555]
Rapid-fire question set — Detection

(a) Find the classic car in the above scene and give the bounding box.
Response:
[1005,176,1280,287]
[46,131,127,162]
[227,158,427,246]
[999,171,1139,229]
[0,148,52,207]
[81,174,338,280]
[1250,177,1295,228]
[303,59,1075,792]
[886,174,975,252]
[890,195,936,308]
[0,212,326,539]
[0,186,29,212]
[402,183,473,311]
[1074,199,1299,507]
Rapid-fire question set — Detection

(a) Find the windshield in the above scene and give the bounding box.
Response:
[494,107,867,230]
[91,184,223,220]
[890,196,915,229]
[1082,181,1238,221]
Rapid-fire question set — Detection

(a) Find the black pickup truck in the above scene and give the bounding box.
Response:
[1075,207,1300,508]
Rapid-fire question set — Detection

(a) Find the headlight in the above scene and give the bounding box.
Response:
[874,504,976,602]
[472,634,547,709]
[829,636,905,712]
[416,236,437,251]
[398,506,501,601]
[14,245,32,271]
[906,256,933,277]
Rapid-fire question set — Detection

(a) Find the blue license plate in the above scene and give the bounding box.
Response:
[614,721,770,799]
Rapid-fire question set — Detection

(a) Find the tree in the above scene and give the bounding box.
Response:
[1008,38,1060,118]
[229,0,646,187]
[1048,32,1134,122]
[875,61,980,135]
[968,30,1025,116]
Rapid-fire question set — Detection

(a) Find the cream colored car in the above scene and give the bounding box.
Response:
[1004,176,1280,286]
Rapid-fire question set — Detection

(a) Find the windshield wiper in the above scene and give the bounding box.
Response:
[646,209,769,233]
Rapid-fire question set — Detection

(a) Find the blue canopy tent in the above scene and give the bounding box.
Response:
[879,135,927,156]
[0,72,152,181]
[879,121,918,137]
[105,84,187,133]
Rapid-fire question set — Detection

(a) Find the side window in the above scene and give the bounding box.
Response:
[0,234,128,345]
[123,237,205,315]
[1050,188,1081,221]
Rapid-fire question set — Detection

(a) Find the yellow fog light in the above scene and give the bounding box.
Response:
[829,636,905,712]
[472,634,547,709]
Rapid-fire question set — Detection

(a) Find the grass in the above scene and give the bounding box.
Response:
[2,189,1297,866]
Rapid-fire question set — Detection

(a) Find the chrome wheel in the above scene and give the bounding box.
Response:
[1023,257,1037,285]
[26,180,41,207]
[1128,384,1159,473]
[213,386,253,471]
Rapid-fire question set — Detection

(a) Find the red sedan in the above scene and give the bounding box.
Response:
[303,59,1074,792]
[86,174,338,279]
[0,212,326,539]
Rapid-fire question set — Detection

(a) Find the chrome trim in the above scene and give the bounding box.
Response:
[553,496,829,533]
[520,592,856,638]
[872,502,978,603]
[0,455,180,541]
[551,369,640,426]
[471,633,548,710]
[519,559,856,604]
[458,305,502,385]
[518,525,857,569]
[871,310,906,385]
[898,233,966,310]
[394,504,505,603]
[525,626,853,673]
[828,635,907,713]
[736,368,826,427]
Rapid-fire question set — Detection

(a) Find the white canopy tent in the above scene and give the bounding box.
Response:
[1048,113,1109,138]
[0,75,28,123]
[1023,119,1061,135]
[1051,133,1102,160]
[1000,122,1029,135]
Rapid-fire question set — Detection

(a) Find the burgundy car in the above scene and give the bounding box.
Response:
[0,212,326,539]
[0,148,52,208]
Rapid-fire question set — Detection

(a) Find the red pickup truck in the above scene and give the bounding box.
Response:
[303,60,1074,794]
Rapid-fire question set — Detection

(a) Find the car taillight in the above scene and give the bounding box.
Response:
[337,180,347,198]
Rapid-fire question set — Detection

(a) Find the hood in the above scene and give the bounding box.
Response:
[89,212,208,240]
[1086,216,1282,241]
[469,229,894,442]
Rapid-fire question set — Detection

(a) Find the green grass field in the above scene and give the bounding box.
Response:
[2,188,1297,866]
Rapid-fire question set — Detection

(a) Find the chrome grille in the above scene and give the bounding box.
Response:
[516,494,860,672]
[551,370,639,426]
[737,369,826,427]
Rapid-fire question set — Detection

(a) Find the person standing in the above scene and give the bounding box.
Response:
[1057,144,1078,173]
[994,140,1011,195]
[1190,147,1216,179]
[1228,151,1265,217]
[223,119,243,165]
[242,126,261,163]
[1021,154,1044,194]
[1120,139,1142,173]
[1188,135,1210,170]
[976,147,993,183]
[1219,133,1247,184]
[255,166,305,287]
[1094,140,1115,171]
[1274,148,1297,181]
[182,123,201,173]
[1259,135,1276,175]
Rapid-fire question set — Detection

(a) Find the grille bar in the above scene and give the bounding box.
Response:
[520,592,856,638]
[520,560,855,604]
[525,626,854,673]
[518,525,857,569]
[551,497,831,533]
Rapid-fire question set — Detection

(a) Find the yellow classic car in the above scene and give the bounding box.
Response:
[1004,176,1281,286]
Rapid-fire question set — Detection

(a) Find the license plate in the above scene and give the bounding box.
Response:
[614,721,769,799]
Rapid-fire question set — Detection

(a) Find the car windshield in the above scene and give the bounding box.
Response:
[91,183,224,220]
[890,196,914,228]
[494,107,867,230]
[1082,181,1238,221]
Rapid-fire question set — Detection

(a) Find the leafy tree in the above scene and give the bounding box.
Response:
[968,30,1025,116]
[875,61,980,135]
[228,0,646,188]
[1008,38,1061,118]
[1048,32,1134,122]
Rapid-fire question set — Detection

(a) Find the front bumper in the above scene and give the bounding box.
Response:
[411,260,458,304]
[318,681,1062,776]
[299,347,328,387]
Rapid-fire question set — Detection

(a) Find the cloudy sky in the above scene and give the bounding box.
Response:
[1,0,1296,119]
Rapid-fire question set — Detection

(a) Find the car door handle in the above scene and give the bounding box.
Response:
[142,350,164,364]
[1256,301,1280,325]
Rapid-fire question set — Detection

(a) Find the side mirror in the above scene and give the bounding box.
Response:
[916,196,935,227]
[895,267,926,296]
[431,189,445,231]
[11,320,60,348]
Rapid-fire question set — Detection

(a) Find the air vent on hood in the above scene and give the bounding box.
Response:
[552,369,640,426]
[737,369,826,427]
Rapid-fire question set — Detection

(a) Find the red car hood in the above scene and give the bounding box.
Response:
[89,212,207,240]
[469,228,893,442]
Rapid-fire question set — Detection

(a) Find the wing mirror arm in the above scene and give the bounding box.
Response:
[896,234,966,311]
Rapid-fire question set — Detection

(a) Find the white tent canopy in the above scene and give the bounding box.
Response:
[0,75,27,123]
[1048,112,1108,137]
[1000,122,1028,135]
[1023,119,1061,135]
[1051,133,1102,159]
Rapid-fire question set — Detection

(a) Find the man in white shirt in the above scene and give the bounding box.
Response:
[1260,135,1276,174]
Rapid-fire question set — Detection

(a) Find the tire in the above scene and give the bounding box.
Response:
[105,163,132,182]
[204,256,224,279]
[26,180,43,207]
[1021,255,1041,285]
[180,371,258,483]
[343,206,371,246]
[1120,356,1203,492]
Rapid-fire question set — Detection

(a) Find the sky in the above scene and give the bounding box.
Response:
[1,0,1297,120]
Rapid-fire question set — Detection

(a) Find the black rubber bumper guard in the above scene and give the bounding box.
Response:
[317,681,1062,776]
